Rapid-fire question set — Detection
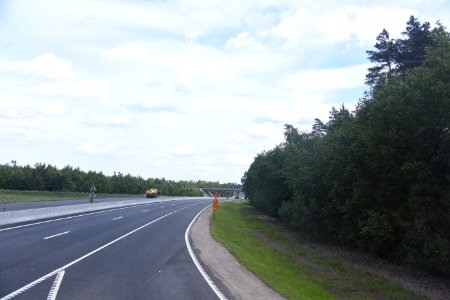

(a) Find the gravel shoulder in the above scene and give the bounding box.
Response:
[190,206,286,300]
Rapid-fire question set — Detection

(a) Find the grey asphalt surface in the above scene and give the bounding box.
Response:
[0,198,223,299]
[0,196,154,212]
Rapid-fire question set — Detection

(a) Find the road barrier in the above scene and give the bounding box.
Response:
[0,197,200,226]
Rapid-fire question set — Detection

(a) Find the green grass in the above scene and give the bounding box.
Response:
[210,201,427,300]
[0,189,143,203]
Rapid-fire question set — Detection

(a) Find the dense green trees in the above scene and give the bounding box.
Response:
[365,16,439,86]
[0,161,237,197]
[242,16,450,275]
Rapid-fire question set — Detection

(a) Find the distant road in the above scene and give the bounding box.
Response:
[0,198,224,299]
[0,196,170,212]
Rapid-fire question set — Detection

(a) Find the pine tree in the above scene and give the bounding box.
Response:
[366,29,397,85]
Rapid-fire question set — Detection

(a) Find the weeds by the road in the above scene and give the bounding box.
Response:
[0,189,142,203]
[210,200,427,300]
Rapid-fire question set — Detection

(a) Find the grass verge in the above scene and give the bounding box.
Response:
[210,200,426,300]
[0,189,142,203]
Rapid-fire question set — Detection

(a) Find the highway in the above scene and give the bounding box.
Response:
[0,197,151,212]
[0,198,225,299]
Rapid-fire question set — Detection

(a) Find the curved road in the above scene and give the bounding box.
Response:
[0,198,225,299]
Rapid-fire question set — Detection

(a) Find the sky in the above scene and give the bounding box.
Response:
[1,0,449,183]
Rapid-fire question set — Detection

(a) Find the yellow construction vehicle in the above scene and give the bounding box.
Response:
[145,188,158,198]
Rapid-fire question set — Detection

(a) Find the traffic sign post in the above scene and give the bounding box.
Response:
[212,192,219,220]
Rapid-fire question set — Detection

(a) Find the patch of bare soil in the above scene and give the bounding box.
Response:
[255,215,450,300]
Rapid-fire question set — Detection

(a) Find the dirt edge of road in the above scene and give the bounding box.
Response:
[190,206,286,300]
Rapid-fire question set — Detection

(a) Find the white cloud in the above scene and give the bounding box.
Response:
[350,7,418,43]
[160,48,238,87]
[31,80,110,101]
[227,31,264,51]
[246,122,284,140]
[266,6,418,48]
[77,143,118,155]
[197,156,218,165]
[189,164,217,172]
[0,117,40,139]
[225,153,254,166]
[264,9,349,47]
[187,156,219,172]
[0,109,21,119]
[231,132,249,142]
[257,100,330,126]
[104,43,151,64]
[185,30,202,43]
[193,95,254,110]
[226,143,243,152]
[162,144,198,157]
[87,115,129,127]
[44,100,66,116]
[285,64,369,93]
[128,102,184,115]
[14,53,73,79]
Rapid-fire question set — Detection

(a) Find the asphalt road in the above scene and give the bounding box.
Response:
[0,197,156,212]
[0,198,224,299]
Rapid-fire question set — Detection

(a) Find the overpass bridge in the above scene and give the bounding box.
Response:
[200,187,243,199]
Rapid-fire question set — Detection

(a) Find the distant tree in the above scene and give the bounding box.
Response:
[0,162,230,198]
[366,16,438,86]
[312,118,326,137]
[366,29,397,85]
[396,16,434,72]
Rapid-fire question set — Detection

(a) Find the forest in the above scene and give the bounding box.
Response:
[0,160,238,197]
[242,16,450,275]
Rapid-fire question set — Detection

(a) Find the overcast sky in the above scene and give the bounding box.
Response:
[1,0,448,183]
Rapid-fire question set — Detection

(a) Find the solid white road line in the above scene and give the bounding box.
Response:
[47,270,65,300]
[1,207,188,300]
[185,206,228,300]
[113,216,123,220]
[44,231,70,240]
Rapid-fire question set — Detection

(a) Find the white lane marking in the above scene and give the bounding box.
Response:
[142,209,149,212]
[47,270,65,300]
[44,231,70,240]
[185,206,228,300]
[160,206,165,208]
[1,207,188,300]
[113,216,123,220]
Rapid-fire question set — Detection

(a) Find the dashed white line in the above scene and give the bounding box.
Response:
[1,207,189,300]
[47,270,65,300]
[113,216,123,220]
[0,204,150,232]
[142,209,149,212]
[44,231,70,240]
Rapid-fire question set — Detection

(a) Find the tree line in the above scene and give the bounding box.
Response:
[242,16,450,275]
[0,161,239,197]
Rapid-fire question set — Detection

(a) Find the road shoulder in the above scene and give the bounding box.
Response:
[190,206,286,300]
